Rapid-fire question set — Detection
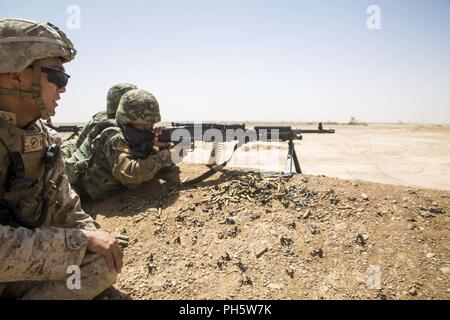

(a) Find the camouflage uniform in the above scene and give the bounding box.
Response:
[0,18,116,299]
[61,83,137,159]
[67,89,174,200]
[60,111,107,159]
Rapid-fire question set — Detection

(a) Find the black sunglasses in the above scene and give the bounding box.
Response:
[27,66,71,89]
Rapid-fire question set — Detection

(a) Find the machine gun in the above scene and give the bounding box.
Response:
[158,122,335,183]
[160,122,246,149]
[45,119,83,140]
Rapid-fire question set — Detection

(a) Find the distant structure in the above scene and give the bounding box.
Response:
[348,116,368,126]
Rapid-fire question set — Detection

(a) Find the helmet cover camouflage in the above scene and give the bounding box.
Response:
[0,18,76,120]
[0,18,76,73]
[116,89,161,125]
[106,83,138,118]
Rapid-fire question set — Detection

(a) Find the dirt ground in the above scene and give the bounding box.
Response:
[83,163,449,300]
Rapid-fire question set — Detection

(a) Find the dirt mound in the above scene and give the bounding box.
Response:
[83,164,450,300]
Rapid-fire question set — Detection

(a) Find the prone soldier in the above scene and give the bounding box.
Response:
[60,83,137,158]
[64,89,178,200]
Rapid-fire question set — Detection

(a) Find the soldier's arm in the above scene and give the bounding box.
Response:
[38,128,124,273]
[0,225,87,282]
[46,126,98,231]
[102,132,173,187]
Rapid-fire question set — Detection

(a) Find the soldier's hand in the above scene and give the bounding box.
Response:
[153,140,172,149]
[152,126,172,149]
[82,230,124,273]
[153,126,165,136]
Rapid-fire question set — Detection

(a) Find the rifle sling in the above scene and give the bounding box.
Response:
[182,142,241,185]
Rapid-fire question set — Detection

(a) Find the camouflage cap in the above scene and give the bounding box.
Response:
[0,18,76,73]
[106,83,138,118]
[116,89,161,125]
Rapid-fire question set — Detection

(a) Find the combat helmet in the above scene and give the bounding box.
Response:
[0,18,76,119]
[106,83,138,119]
[115,89,161,125]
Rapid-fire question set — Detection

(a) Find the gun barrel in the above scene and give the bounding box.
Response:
[301,129,335,134]
[253,126,302,141]
[171,122,246,131]
[55,125,82,132]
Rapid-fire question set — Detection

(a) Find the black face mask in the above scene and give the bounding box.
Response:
[120,124,154,158]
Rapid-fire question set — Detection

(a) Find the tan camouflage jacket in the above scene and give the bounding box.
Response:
[100,129,173,185]
[0,111,97,283]
[73,127,173,200]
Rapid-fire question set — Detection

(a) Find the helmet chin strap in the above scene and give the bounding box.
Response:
[0,60,50,120]
[30,60,50,120]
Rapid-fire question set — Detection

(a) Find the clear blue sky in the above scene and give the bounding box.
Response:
[1,0,450,123]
